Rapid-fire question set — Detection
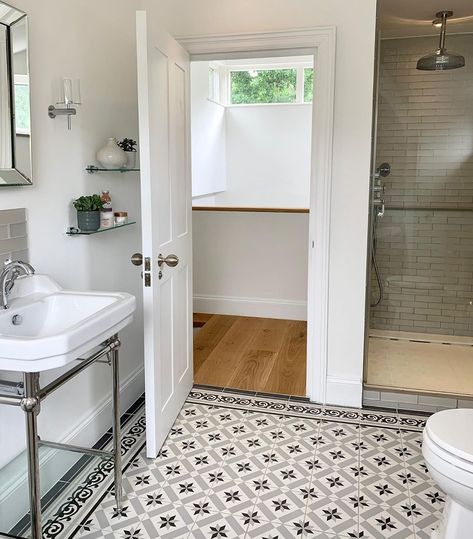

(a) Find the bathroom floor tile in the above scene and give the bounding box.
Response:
[24,388,444,539]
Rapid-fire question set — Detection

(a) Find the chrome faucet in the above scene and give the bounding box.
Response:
[0,260,35,310]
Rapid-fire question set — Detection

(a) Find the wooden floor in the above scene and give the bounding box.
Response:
[193,314,307,396]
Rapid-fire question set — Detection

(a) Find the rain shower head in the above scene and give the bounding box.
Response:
[417,10,465,71]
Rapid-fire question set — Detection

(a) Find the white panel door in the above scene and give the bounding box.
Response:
[136,11,193,458]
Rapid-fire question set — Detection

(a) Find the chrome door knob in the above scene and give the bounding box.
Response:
[131,253,143,266]
[158,254,179,268]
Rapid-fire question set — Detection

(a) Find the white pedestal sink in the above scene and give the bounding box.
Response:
[0,273,136,539]
[0,274,135,371]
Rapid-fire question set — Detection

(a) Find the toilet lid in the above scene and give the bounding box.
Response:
[425,409,473,463]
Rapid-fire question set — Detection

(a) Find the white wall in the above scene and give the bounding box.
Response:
[150,0,377,406]
[210,104,311,207]
[0,0,144,529]
[191,58,311,208]
[193,211,309,320]
[191,61,226,198]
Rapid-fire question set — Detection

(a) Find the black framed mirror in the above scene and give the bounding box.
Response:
[0,2,31,186]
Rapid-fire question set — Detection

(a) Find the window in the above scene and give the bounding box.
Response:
[14,74,30,135]
[229,65,313,105]
[231,68,297,104]
[208,66,218,102]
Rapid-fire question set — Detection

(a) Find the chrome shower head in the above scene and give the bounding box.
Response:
[417,11,465,71]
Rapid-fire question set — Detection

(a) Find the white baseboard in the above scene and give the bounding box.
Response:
[0,366,144,532]
[193,294,307,321]
[326,376,362,408]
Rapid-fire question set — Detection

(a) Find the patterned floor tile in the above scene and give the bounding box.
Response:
[187,511,248,538]
[253,487,307,525]
[316,443,360,471]
[304,497,358,535]
[26,388,444,539]
[244,519,310,538]
[413,507,442,539]
[359,472,411,507]
[308,468,358,501]
[142,507,194,538]
[358,502,416,538]
[206,477,257,514]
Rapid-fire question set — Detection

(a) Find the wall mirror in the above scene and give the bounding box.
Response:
[0,2,31,186]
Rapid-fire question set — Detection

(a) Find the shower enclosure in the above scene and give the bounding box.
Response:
[364,33,473,398]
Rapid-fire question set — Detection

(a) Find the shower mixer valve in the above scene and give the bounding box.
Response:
[376,199,385,218]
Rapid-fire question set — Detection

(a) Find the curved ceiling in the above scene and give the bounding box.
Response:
[378,0,473,38]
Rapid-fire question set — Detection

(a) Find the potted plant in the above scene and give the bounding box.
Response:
[117,138,138,168]
[73,195,104,231]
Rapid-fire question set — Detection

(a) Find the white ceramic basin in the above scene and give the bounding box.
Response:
[0,275,136,372]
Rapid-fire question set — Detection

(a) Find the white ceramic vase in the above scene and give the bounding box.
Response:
[96,138,127,169]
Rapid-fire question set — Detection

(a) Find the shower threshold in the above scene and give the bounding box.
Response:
[365,329,473,399]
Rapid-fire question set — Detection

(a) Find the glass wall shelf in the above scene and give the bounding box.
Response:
[86,165,140,174]
[66,222,136,236]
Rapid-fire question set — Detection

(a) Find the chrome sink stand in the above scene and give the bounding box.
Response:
[0,334,123,539]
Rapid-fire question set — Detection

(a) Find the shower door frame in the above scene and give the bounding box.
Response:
[363,30,381,385]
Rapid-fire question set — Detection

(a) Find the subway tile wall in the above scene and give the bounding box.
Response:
[0,209,28,265]
[370,35,473,336]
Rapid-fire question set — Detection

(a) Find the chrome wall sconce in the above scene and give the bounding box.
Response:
[48,77,81,130]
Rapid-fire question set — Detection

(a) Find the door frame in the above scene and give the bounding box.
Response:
[179,27,336,403]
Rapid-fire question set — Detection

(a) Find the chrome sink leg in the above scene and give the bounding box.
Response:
[21,372,41,539]
[111,336,122,509]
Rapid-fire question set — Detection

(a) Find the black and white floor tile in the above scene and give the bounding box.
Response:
[20,387,443,538]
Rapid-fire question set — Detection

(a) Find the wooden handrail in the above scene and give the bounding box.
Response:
[192,206,309,214]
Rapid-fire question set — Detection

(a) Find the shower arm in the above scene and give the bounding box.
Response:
[439,13,447,51]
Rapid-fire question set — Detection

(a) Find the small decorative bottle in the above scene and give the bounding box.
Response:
[100,190,114,229]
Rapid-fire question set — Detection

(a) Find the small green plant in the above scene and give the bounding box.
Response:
[73,194,104,212]
[117,138,137,152]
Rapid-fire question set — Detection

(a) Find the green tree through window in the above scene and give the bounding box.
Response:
[230,67,314,105]
[14,84,30,133]
[231,69,297,104]
[304,68,314,103]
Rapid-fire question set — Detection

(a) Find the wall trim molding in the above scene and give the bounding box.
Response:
[0,366,144,531]
[326,377,362,408]
[180,27,337,404]
[194,294,307,321]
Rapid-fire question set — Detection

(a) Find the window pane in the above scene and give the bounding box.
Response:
[208,68,216,101]
[304,68,314,103]
[14,84,30,133]
[231,68,297,104]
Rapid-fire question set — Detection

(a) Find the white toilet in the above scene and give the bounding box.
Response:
[422,408,473,539]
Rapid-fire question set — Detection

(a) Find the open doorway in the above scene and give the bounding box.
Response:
[190,55,313,396]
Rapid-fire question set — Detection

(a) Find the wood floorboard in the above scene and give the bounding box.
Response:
[194,316,263,387]
[193,314,307,396]
[193,314,237,373]
[227,318,290,391]
[265,320,307,396]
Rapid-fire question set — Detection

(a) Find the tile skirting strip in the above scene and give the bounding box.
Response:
[188,387,427,431]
